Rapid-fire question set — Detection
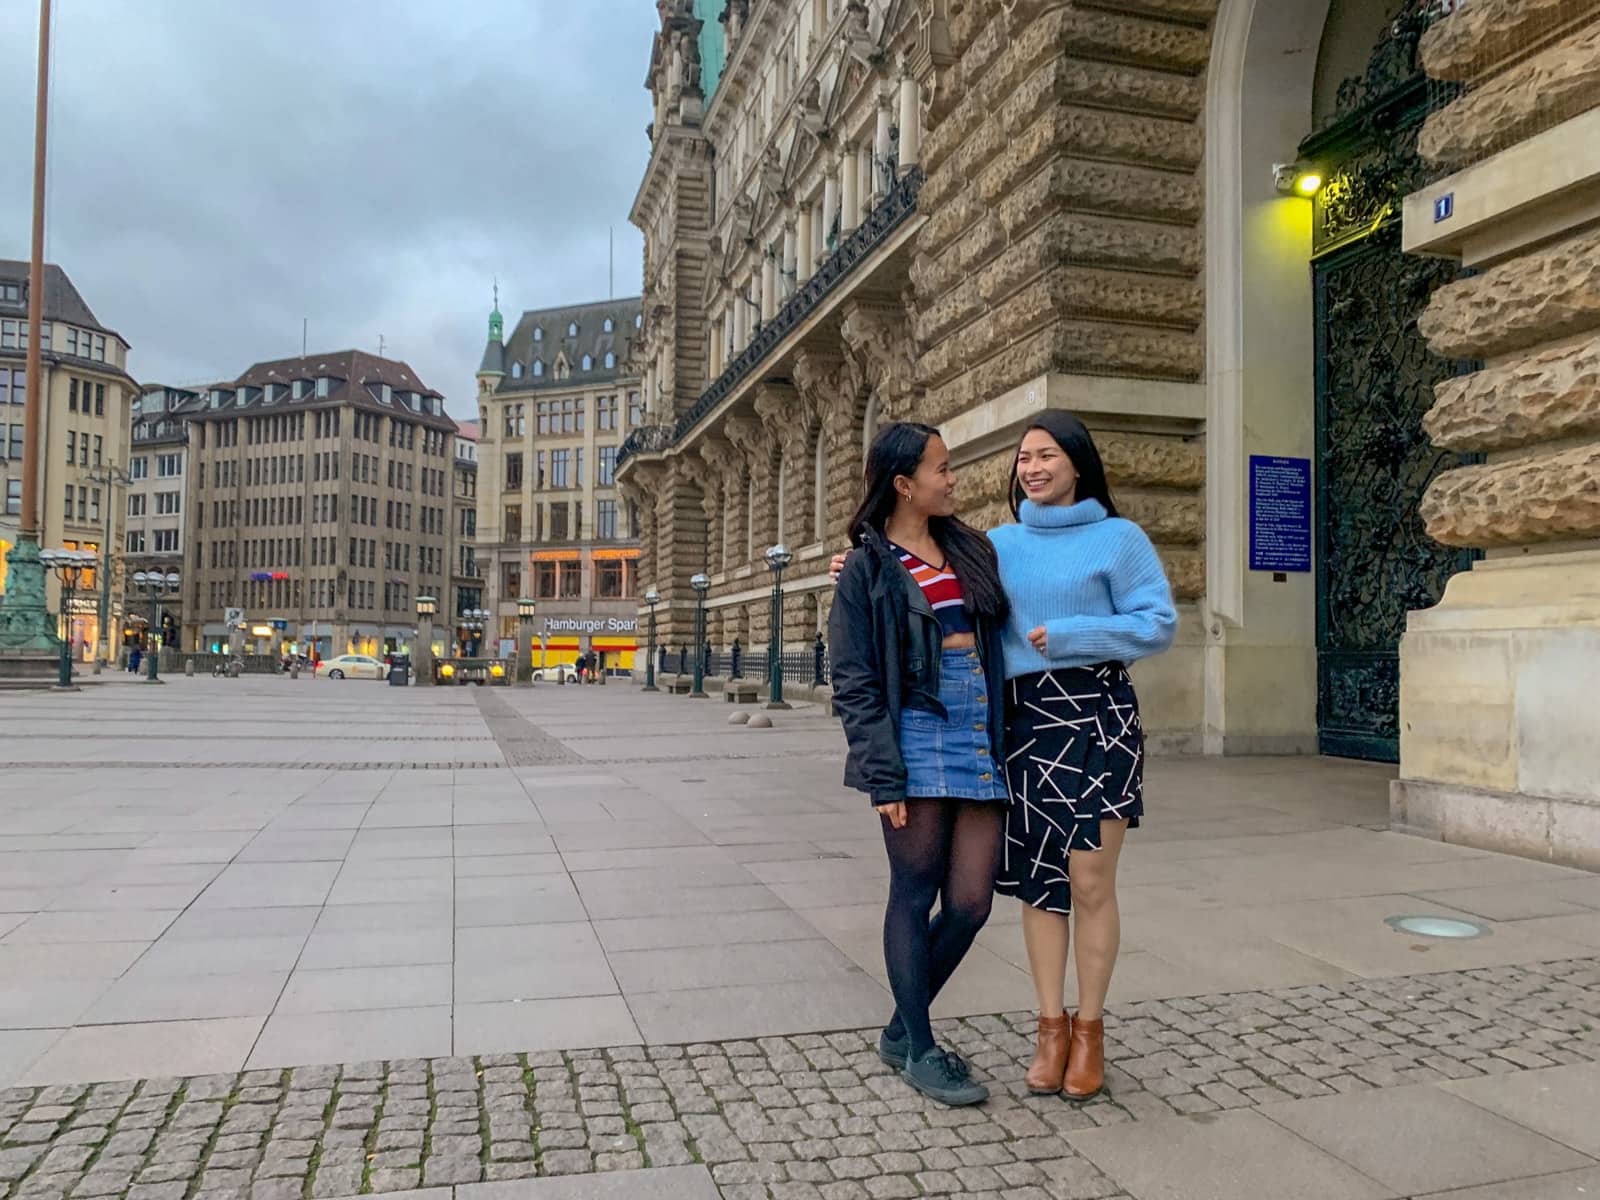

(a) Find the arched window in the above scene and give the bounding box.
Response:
[603,317,614,332]
[635,313,643,329]
[813,435,826,541]
[533,327,543,342]
[510,361,522,379]
[567,321,578,337]
[581,354,593,371]
[604,352,616,369]
[532,359,544,378]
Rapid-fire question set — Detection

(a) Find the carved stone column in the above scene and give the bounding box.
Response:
[698,438,739,575]
[841,302,919,426]
[1391,1,1600,869]
[723,419,764,572]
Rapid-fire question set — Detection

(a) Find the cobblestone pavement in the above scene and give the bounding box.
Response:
[3,957,1596,1200]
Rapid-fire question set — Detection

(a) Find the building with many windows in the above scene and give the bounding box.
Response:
[448,420,484,653]
[619,0,1600,867]
[0,261,135,663]
[475,297,644,673]
[121,384,204,656]
[183,350,457,659]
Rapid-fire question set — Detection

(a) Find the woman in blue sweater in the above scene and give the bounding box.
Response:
[991,410,1176,1101]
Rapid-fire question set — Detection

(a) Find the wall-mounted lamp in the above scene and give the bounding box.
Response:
[1273,162,1323,197]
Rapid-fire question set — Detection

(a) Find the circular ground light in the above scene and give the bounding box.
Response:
[1384,914,1489,939]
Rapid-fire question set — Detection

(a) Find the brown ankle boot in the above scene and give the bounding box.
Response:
[1063,1014,1105,1099]
[1024,1014,1071,1095]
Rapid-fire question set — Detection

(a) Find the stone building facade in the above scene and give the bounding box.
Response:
[183,351,457,660]
[122,384,203,656]
[0,261,135,664]
[620,0,1600,865]
[474,298,646,672]
[448,420,484,650]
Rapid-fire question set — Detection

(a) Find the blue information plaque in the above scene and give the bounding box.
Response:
[1249,455,1312,572]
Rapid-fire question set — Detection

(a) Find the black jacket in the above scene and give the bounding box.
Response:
[828,528,1008,806]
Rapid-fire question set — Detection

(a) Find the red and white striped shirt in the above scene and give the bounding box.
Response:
[891,543,973,637]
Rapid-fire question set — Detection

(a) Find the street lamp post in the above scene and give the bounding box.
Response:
[415,595,437,686]
[642,587,660,692]
[39,549,95,689]
[87,464,129,671]
[689,574,710,699]
[764,544,794,710]
[131,569,179,683]
[516,597,536,685]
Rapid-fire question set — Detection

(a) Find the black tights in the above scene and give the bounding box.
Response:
[880,798,1004,1059]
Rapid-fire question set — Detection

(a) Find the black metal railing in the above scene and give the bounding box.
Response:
[651,639,829,687]
[617,168,924,471]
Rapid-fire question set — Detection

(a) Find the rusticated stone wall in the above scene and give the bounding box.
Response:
[910,3,1213,430]
[956,430,1205,601]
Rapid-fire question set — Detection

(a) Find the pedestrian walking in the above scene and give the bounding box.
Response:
[991,410,1175,1100]
[828,422,1009,1108]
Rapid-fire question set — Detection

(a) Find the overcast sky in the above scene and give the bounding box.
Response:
[0,1,656,417]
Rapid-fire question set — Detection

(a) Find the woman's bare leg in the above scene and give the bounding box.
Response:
[1021,904,1071,1018]
[1067,819,1128,1021]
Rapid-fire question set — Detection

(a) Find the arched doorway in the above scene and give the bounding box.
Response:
[1300,4,1477,760]
[1205,0,1474,762]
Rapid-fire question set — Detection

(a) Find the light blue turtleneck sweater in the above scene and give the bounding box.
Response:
[988,499,1177,679]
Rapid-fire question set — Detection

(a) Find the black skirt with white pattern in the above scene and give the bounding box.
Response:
[993,664,1144,914]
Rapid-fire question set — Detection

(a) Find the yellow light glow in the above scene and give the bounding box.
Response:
[440,663,455,678]
[490,664,505,678]
[1297,172,1323,197]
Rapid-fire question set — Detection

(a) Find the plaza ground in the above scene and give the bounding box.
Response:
[1,677,1598,1199]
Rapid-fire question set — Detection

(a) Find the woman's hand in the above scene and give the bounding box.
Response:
[876,801,908,829]
[829,551,848,584]
[1028,625,1049,653]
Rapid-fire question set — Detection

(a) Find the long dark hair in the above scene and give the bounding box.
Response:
[1008,409,1119,520]
[848,421,1005,617]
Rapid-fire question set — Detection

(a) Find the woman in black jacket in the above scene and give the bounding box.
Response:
[828,421,1009,1107]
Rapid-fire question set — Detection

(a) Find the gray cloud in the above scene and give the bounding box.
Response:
[0,0,656,416]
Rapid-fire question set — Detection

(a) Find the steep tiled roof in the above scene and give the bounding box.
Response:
[492,297,643,394]
[189,349,457,431]
[0,260,122,341]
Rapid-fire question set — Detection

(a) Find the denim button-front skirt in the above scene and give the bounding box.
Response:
[897,648,1009,802]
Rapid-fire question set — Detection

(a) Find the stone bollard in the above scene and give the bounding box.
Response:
[290,662,301,680]
[185,659,195,677]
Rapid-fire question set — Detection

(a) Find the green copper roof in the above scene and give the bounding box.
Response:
[695,0,725,98]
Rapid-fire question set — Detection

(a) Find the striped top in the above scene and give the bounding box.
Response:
[890,542,974,638]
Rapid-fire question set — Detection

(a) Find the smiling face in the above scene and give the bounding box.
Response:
[896,434,958,519]
[1016,428,1079,507]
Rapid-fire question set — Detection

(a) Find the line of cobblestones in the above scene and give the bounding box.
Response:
[2,957,1596,1200]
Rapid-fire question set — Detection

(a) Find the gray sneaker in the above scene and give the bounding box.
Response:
[877,1028,910,1069]
[901,1047,989,1107]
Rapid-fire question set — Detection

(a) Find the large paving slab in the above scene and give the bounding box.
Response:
[1,676,1598,1199]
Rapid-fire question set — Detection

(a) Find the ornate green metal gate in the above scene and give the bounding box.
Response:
[1303,5,1476,762]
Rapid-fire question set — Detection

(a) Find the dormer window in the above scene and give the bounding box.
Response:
[581,354,593,371]
[0,282,20,305]
[316,377,331,398]
[567,321,578,337]
[603,317,614,332]
[511,361,523,379]
[604,352,616,369]
[533,326,543,342]
[293,379,308,399]
[532,359,544,378]
[379,383,393,405]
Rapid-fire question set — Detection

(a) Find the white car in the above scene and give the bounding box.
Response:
[531,664,579,683]
[315,654,386,680]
